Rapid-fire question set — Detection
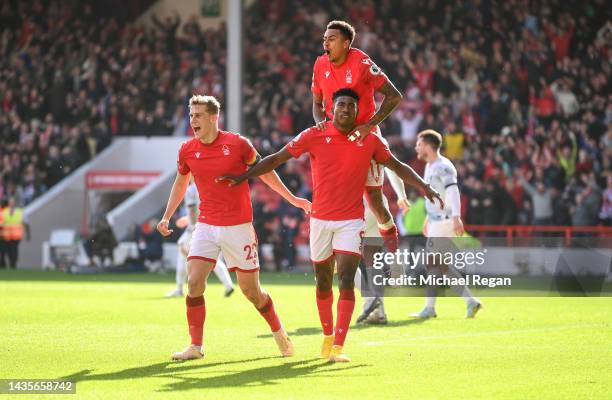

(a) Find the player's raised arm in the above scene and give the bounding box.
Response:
[158,171,191,236]
[349,77,402,142]
[382,154,444,209]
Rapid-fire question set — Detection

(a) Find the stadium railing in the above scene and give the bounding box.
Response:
[464,225,612,247]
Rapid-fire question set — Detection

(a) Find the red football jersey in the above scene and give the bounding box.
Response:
[177,131,257,226]
[311,47,388,126]
[286,124,392,220]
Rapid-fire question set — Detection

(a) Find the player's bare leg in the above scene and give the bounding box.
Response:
[329,253,360,363]
[365,187,398,252]
[314,258,335,358]
[236,271,293,357]
[172,258,214,360]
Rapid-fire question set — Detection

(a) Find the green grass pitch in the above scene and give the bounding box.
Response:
[1,270,611,399]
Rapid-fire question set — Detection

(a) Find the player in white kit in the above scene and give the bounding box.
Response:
[411,130,482,319]
[166,182,235,297]
[354,166,410,324]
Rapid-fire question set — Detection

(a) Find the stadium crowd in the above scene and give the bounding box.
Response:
[243,0,611,229]
[0,0,226,205]
[1,0,610,256]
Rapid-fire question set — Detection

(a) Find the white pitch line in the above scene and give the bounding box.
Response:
[363,323,609,346]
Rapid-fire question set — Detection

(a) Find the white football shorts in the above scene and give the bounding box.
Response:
[309,217,365,263]
[188,222,259,272]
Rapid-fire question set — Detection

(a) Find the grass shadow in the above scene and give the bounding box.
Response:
[58,356,369,392]
[158,358,369,392]
[58,356,276,383]
[256,317,429,339]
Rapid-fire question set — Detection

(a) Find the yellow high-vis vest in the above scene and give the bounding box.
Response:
[2,208,24,241]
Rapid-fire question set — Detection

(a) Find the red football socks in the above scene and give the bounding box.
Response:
[186,295,206,346]
[334,288,355,346]
[257,294,282,332]
[316,289,334,336]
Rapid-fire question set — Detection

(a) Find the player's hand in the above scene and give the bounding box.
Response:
[157,219,173,237]
[397,198,411,215]
[452,216,465,236]
[423,184,445,209]
[315,119,327,130]
[216,175,246,187]
[291,196,312,214]
[349,123,376,142]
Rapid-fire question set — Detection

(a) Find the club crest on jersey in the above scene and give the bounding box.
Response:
[222,145,230,156]
[325,71,330,78]
[345,69,352,83]
[195,152,201,159]
[325,137,331,144]
[369,63,381,75]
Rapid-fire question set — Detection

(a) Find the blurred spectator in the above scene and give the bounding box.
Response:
[83,218,118,267]
[518,171,554,225]
[599,174,612,226]
[136,219,163,269]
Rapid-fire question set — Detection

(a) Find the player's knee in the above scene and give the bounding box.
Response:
[187,277,206,296]
[315,277,333,292]
[337,272,355,290]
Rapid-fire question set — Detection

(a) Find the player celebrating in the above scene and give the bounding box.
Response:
[157,95,311,361]
[312,20,409,320]
[411,130,482,319]
[166,180,235,298]
[219,89,442,362]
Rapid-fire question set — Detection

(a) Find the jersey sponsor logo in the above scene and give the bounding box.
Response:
[195,152,201,159]
[325,71,330,78]
[369,63,381,75]
[222,145,230,156]
[345,69,352,83]
[325,137,331,144]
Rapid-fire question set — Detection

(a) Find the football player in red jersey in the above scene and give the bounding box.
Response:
[157,95,311,361]
[312,20,409,322]
[218,88,442,362]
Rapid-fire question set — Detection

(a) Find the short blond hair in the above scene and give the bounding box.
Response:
[189,95,220,114]
[417,129,443,150]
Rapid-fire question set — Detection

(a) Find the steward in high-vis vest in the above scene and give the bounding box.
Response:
[2,197,27,269]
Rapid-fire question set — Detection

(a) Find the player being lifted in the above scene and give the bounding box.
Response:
[157,95,311,361]
[218,89,442,362]
[166,179,235,298]
[312,20,409,322]
[412,130,482,319]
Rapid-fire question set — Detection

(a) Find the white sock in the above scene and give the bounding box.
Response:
[425,296,436,308]
[447,266,475,303]
[354,268,362,292]
[213,257,234,290]
[176,253,187,291]
[362,296,375,312]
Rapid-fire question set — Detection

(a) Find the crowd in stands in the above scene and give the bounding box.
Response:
[244,0,611,230]
[0,0,225,205]
[1,0,610,266]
